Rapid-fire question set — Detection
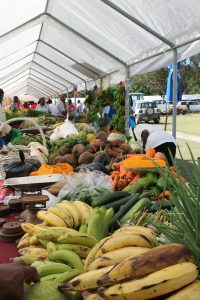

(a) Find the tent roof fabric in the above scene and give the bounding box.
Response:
[1,0,200,98]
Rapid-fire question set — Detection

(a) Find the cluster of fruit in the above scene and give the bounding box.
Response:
[15,225,97,286]
[37,200,92,228]
[59,226,200,299]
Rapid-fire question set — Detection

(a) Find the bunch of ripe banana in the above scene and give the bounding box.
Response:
[59,226,200,299]
[16,223,98,267]
[37,200,93,228]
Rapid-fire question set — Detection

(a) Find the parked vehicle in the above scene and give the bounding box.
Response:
[177,100,200,112]
[133,101,160,124]
[151,100,172,114]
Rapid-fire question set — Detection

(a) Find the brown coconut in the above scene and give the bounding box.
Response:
[78,151,95,165]
[59,145,72,156]
[72,144,87,158]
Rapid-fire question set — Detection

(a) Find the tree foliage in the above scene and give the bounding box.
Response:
[130,54,200,95]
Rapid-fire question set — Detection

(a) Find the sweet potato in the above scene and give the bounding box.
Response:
[119,143,132,153]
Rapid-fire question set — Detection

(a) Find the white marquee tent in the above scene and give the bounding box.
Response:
[1,0,200,136]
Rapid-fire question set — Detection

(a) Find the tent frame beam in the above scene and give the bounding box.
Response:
[28,78,57,93]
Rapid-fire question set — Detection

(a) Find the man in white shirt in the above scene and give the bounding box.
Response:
[134,124,176,166]
[56,95,67,118]
[47,99,58,116]
[36,97,49,113]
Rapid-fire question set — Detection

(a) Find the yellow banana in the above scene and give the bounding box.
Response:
[18,247,48,257]
[29,234,39,246]
[37,210,66,227]
[95,233,152,258]
[60,266,113,292]
[17,233,30,249]
[84,237,110,271]
[97,243,195,286]
[73,201,91,224]
[98,262,198,300]
[82,291,105,300]
[87,246,149,271]
[58,201,81,228]
[113,225,158,247]
[48,206,74,227]
[47,241,57,253]
[21,223,46,236]
[165,280,200,299]
[18,247,49,264]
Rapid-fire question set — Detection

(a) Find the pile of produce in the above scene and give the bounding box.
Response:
[48,134,133,172]
[58,226,199,299]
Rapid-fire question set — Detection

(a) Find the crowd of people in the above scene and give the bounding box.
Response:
[6,93,87,120]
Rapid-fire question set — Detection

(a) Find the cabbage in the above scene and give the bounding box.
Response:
[107,133,127,143]
[128,140,142,150]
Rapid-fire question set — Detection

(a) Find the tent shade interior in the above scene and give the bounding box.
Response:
[0,0,200,98]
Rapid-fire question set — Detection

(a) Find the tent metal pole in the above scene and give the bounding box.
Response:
[172,50,177,139]
[125,66,130,136]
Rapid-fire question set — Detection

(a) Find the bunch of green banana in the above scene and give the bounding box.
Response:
[28,248,86,284]
[60,242,198,299]
[36,200,93,229]
[86,207,114,241]
[113,86,125,133]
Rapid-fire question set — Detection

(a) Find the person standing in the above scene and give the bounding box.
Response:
[68,99,75,113]
[56,94,67,118]
[10,96,21,111]
[47,99,58,116]
[134,124,176,166]
[36,97,49,113]
[0,89,6,123]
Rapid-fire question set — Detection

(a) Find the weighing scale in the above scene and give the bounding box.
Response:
[4,174,64,212]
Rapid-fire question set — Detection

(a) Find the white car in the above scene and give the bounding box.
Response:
[151,100,171,114]
[177,101,200,112]
[133,101,160,124]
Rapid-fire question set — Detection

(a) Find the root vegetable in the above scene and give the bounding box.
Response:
[78,151,95,165]
[72,144,87,158]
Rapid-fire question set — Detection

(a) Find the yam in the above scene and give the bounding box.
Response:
[59,145,72,156]
[72,144,87,158]
[78,151,94,165]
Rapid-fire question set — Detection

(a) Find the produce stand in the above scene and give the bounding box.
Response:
[0,120,200,300]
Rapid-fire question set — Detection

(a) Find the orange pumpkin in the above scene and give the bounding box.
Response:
[154,152,165,160]
[146,148,155,158]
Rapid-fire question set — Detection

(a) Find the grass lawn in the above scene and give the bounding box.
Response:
[176,139,199,161]
[159,113,200,136]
